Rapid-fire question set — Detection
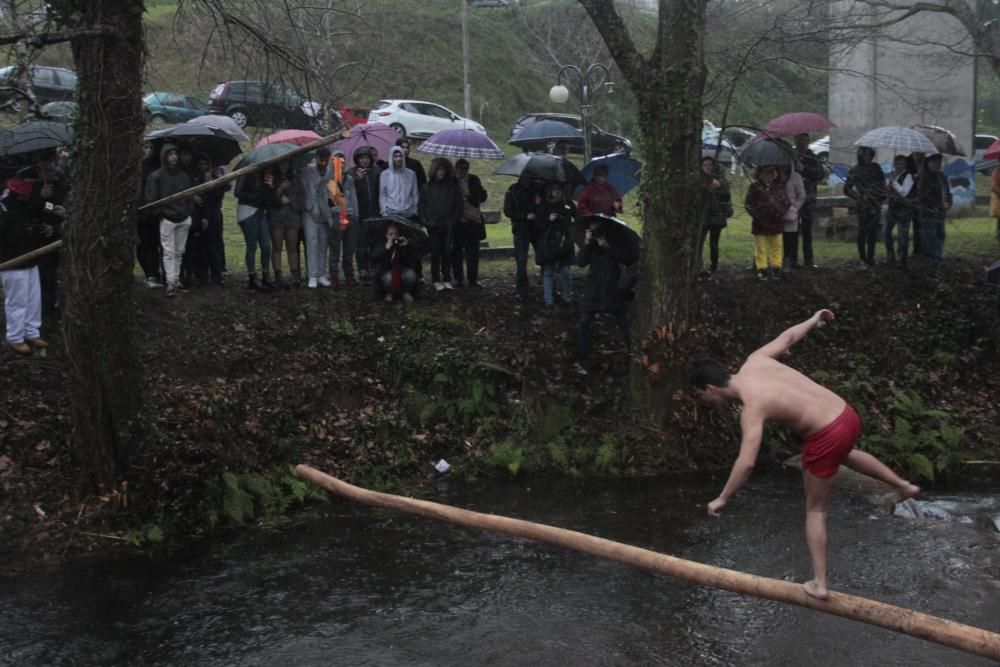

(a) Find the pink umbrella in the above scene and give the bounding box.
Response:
[331,122,400,161]
[255,129,321,148]
[763,112,836,137]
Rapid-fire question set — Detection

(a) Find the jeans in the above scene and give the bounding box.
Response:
[514,230,532,298]
[699,226,722,270]
[782,231,798,269]
[451,221,481,284]
[238,209,271,275]
[578,309,630,360]
[920,211,945,263]
[303,211,329,280]
[356,218,371,276]
[1,266,41,343]
[542,260,572,305]
[160,217,191,288]
[799,200,815,265]
[885,204,911,264]
[329,218,359,280]
[856,205,879,264]
[428,228,452,283]
[380,267,417,296]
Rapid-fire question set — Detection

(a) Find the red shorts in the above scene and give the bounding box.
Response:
[801,404,861,478]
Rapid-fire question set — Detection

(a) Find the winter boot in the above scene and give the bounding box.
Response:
[260,271,276,292]
[248,273,264,292]
[290,268,302,288]
[273,270,290,290]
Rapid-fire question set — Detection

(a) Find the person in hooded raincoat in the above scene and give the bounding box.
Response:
[348,146,382,280]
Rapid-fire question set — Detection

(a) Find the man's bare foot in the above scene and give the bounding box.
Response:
[895,482,921,503]
[803,580,829,600]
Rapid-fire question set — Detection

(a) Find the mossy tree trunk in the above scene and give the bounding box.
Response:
[578,0,707,420]
[51,0,147,491]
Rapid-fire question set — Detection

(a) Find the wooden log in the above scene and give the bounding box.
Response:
[295,464,1000,662]
[0,239,62,272]
[137,132,342,213]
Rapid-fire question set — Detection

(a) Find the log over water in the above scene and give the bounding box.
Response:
[295,464,1000,661]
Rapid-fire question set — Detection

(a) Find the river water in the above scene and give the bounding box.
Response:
[1,471,998,666]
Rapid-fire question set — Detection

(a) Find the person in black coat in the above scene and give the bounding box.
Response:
[575,219,633,372]
[348,146,382,280]
[844,146,886,266]
[503,174,540,300]
[137,142,163,286]
[370,221,421,302]
[0,176,50,353]
[916,153,952,264]
[451,158,487,287]
[535,181,575,305]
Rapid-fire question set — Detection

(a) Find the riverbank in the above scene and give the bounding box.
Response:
[1,253,998,567]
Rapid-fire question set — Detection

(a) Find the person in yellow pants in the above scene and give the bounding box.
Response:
[745,165,790,280]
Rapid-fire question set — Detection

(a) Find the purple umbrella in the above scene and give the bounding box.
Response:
[763,112,836,137]
[189,114,249,142]
[417,128,505,160]
[332,122,399,161]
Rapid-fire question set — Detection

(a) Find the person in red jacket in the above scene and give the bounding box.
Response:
[577,165,622,217]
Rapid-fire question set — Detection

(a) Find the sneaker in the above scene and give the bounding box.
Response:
[26,337,48,349]
[756,271,767,281]
[433,282,445,291]
[443,281,454,290]
[402,292,414,303]
[384,293,393,302]
[145,277,161,288]
[9,342,31,355]
[573,362,589,376]
[318,276,332,287]
[469,280,483,288]
[166,286,177,297]
[307,278,318,289]
[452,280,464,288]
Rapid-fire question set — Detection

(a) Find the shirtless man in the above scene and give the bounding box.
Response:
[689,309,920,600]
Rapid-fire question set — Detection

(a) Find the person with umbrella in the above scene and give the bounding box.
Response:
[844,146,887,267]
[299,147,335,289]
[144,143,194,297]
[699,156,732,276]
[234,161,275,293]
[793,134,825,269]
[0,175,50,354]
[371,220,421,303]
[328,150,360,289]
[502,174,540,300]
[744,165,789,280]
[451,158,487,288]
[575,217,636,373]
[577,164,623,217]
[266,160,302,289]
[348,147,382,282]
[27,151,69,322]
[916,153,952,265]
[184,153,228,287]
[885,155,915,268]
[536,182,576,306]
[419,157,463,291]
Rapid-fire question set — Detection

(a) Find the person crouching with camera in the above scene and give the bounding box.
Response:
[371,222,419,303]
[575,220,632,375]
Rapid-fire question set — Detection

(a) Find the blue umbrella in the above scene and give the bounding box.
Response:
[578,153,642,195]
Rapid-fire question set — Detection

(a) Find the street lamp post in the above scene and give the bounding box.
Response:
[549,63,613,164]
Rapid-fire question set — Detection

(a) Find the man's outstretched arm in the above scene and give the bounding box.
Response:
[707,412,764,517]
[751,309,834,360]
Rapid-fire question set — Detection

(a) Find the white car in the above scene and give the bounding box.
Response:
[369,99,487,139]
[809,135,830,162]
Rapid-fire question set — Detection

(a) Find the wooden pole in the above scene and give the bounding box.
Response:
[295,464,1000,662]
[137,132,343,213]
[0,239,62,271]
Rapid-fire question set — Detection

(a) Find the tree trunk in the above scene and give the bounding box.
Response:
[629,1,708,421]
[56,0,146,491]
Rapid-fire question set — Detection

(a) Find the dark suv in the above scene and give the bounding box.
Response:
[509,112,631,156]
[207,80,330,131]
[0,65,77,111]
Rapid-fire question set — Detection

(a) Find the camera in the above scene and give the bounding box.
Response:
[392,237,402,246]
[44,202,54,211]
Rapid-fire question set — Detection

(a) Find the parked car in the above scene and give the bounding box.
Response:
[508,112,631,156]
[701,128,738,165]
[973,133,997,172]
[369,100,486,139]
[0,65,77,111]
[37,101,78,123]
[143,92,209,126]
[207,80,328,131]
[720,126,756,150]
[340,105,371,128]
[810,135,830,162]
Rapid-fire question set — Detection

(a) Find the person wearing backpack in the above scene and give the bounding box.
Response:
[536,182,576,306]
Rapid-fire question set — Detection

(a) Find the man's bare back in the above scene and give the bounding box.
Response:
[737,355,845,439]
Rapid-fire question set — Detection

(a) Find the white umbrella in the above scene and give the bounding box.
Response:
[854,127,936,154]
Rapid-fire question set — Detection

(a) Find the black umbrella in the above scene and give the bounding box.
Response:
[509,119,582,148]
[366,215,429,254]
[495,152,586,185]
[0,121,72,160]
[145,122,242,167]
[571,213,640,263]
[739,137,795,168]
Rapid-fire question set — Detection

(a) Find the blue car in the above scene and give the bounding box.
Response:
[143,92,209,126]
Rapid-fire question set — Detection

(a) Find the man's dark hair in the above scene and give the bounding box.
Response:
[455,158,469,169]
[688,358,731,389]
[316,147,331,159]
[395,138,410,148]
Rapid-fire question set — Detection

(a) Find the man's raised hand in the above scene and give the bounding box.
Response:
[814,309,835,327]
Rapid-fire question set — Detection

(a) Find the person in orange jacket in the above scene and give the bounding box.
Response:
[327,150,360,287]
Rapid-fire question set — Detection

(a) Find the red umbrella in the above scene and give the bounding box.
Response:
[255,129,321,148]
[983,138,1000,161]
[763,112,836,137]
